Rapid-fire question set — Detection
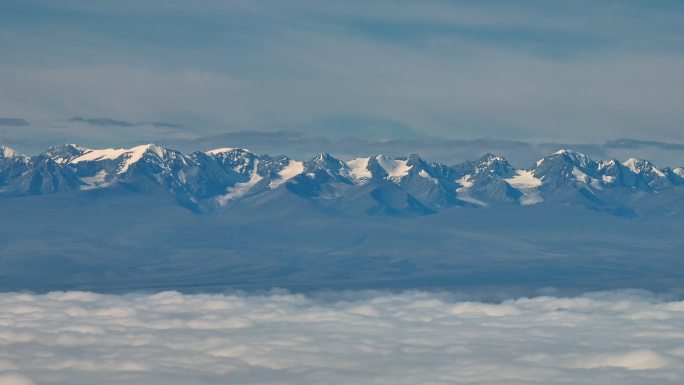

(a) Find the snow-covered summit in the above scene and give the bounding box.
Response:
[1,143,683,216]
[0,145,19,158]
[206,147,253,156]
[374,154,412,181]
[69,144,169,174]
[622,157,666,177]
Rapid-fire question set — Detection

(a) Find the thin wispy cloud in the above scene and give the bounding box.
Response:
[67,116,183,129]
[0,118,29,127]
[1,290,683,385]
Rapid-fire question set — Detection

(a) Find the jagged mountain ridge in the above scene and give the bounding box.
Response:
[1,143,683,216]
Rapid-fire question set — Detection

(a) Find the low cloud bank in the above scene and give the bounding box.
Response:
[1,290,683,384]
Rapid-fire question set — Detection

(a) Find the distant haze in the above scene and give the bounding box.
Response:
[1,1,684,148]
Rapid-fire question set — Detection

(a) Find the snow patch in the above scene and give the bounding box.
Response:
[505,170,542,189]
[673,168,684,178]
[456,175,487,206]
[622,158,666,177]
[622,158,641,174]
[505,170,543,205]
[572,167,590,183]
[345,157,372,182]
[458,174,473,188]
[0,146,18,158]
[79,170,109,190]
[71,148,130,163]
[217,160,263,205]
[597,159,617,171]
[418,170,438,185]
[70,144,164,174]
[375,155,411,180]
[269,160,304,189]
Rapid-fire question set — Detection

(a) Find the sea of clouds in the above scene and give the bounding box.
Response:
[1,290,683,385]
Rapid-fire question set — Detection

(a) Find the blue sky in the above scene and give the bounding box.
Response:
[1,0,684,151]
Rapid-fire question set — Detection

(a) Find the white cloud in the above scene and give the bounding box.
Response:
[0,374,35,385]
[0,290,683,384]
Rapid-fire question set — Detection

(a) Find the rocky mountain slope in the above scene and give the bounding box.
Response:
[2,144,683,217]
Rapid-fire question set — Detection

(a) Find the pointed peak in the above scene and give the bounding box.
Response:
[621,157,665,176]
[553,149,589,159]
[596,159,620,171]
[553,149,588,157]
[307,153,344,174]
[477,153,507,164]
[622,157,646,166]
[313,152,336,161]
[372,154,411,180]
[553,149,573,155]
[132,143,166,158]
[540,149,593,167]
[206,147,252,156]
[405,153,425,167]
[43,144,90,164]
[48,143,88,150]
[553,149,579,158]
[207,147,235,155]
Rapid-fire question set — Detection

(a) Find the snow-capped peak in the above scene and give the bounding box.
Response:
[673,168,684,178]
[552,149,593,166]
[597,159,618,170]
[311,153,341,167]
[269,159,304,189]
[43,144,91,164]
[621,157,665,177]
[344,157,372,182]
[2,143,683,215]
[0,145,19,158]
[374,154,411,180]
[479,153,506,165]
[622,157,644,173]
[469,153,514,177]
[206,147,250,155]
[69,144,167,174]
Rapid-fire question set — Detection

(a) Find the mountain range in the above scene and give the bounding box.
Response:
[1,143,683,217]
[2,143,684,294]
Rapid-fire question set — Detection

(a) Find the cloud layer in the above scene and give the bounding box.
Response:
[1,290,683,384]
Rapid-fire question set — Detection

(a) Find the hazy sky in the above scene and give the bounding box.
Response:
[1,0,683,150]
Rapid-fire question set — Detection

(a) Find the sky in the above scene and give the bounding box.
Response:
[1,0,684,154]
[1,289,684,385]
